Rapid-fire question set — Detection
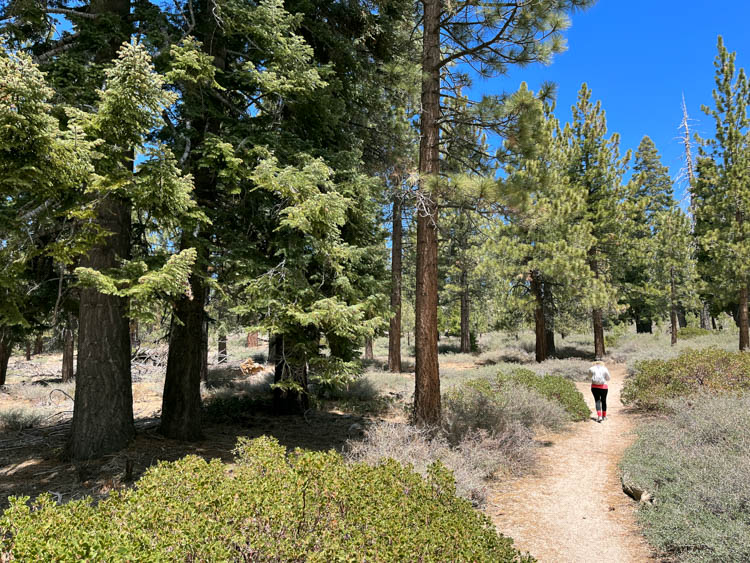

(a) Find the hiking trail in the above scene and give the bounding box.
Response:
[489,364,655,562]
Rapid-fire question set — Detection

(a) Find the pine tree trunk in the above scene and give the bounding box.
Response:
[69,194,134,460]
[33,333,43,355]
[161,273,207,441]
[545,329,556,358]
[0,331,12,386]
[677,307,687,329]
[62,318,75,383]
[700,302,712,330]
[531,273,547,363]
[413,0,441,427]
[459,270,471,353]
[129,320,139,350]
[670,267,678,346]
[218,333,228,364]
[364,337,374,360]
[25,341,31,361]
[272,336,310,414]
[388,195,402,373]
[739,285,749,351]
[588,250,606,359]
[200,315,208,382]
[68,0,134,461]
[542,282,555,358]
[246,331,259,348]
[593,309,606,359]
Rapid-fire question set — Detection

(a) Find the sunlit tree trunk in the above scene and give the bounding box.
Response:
[414,0,441,426]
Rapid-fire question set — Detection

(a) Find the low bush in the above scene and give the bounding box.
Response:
[620,395,750,562]
[677,326,712,339]
[1,436,533,562]
[442,378,570,444]
[621,348,750,410]
[346,421,534,506]
[0,408,46,431]
[498,368,591,422]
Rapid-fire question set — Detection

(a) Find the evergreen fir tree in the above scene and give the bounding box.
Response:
[694,36,750,351]
[562,83,627,359]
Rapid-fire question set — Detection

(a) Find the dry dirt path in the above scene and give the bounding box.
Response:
[489,364,655,563]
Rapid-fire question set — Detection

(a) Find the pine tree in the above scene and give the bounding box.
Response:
[562,83,627,359]
[650,208,698,345]
[694,36,750,351]
[414,0,594,425]
[486,94,595,362]
[619,136,674,333]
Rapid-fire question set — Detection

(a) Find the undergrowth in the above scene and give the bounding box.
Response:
[1,436,534,562]
[620,395,750,562]
[621,348,750,410]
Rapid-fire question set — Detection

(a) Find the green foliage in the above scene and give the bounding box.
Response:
[620,395,750,562]
[677,327,712,339]
[442,377,570,444]
[621,348,750,410]
[498,368,591,422]
[0,437,532,562]
[694,37,750,320]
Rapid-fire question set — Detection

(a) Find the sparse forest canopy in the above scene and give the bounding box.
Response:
[2,1,750,557]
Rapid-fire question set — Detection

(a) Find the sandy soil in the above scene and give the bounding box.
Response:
[489,364,655,563]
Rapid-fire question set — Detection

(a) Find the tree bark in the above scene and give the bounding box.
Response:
[531,273,547,363]
[68,0,134,461]
[545,328,556,358]
[0,331,12,386]
[200,314,209,382]
[69,196,134,460]
[218,332,228,364]
[413,0,441,427]
[161,272,207,441]
[459,269,471,354]
[388,195,403,373]
[364,337,374,360]
[588,250,606,359]
[62,317,75,383]
[129,320,139,350]
[700,302,712,330]
[25,341,31,361]
[670,267,678,346]
[33,333,43,355]
[739,285,749,351]
[272,335,310,414]
[593,309,606,359]
[246,331,259,348]
[677,307,687,329]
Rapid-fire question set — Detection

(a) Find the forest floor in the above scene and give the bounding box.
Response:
[1,337,661,562]
[489,364,655,563]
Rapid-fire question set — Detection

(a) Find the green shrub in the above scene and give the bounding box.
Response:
[443,378,569,444]
[677,327,712,339]
[620,395,750,562]
[498,368,591,422]
[621,348,750,410]
[1,436,533,562]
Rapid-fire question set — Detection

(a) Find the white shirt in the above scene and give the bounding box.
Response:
[589,364,611,386]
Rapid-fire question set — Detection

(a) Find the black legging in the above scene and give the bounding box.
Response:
[591,387,608,414]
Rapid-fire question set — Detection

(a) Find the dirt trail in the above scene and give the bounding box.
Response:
[489,364,654,563]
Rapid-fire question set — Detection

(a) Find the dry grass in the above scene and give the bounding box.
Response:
[345,421,535,507]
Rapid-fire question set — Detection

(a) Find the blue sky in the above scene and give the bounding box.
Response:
[477,0,750,206]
